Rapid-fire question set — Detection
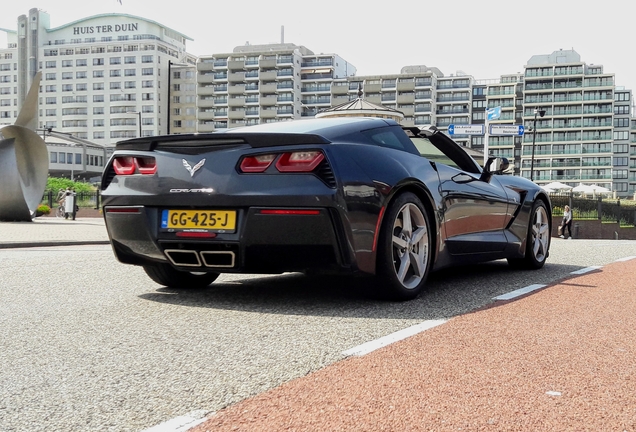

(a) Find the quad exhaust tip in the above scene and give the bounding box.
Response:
[164,249,235,268]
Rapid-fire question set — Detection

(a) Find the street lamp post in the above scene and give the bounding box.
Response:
[530,108,546,182]
[167,60,172,135]
[127,111,142,137]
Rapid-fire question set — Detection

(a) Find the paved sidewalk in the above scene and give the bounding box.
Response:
[0,216,109,248]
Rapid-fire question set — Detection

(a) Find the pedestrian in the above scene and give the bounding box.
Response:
[55,188,65,208]
[560,205,573,239]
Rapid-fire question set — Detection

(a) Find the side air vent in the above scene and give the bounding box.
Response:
[315,159,336,188]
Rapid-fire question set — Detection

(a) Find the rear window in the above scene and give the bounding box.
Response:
[360,126,419,155]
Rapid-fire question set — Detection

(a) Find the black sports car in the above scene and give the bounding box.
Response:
[101,117,551,300]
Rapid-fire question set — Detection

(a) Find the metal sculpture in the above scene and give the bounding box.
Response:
[0,72,49,222]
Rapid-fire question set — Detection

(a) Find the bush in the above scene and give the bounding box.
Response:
[35,204,51,217]
[46,177,96,194]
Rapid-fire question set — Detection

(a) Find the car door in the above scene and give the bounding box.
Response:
[411,130,512,255]
[434,163,511,254]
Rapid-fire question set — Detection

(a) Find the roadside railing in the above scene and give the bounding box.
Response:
[549,192,636,227]
[41,190,101,210]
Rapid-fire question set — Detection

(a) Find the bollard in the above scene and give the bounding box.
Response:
[573,223,579,239]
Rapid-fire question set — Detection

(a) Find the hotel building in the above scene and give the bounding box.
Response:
[0,8,195,179]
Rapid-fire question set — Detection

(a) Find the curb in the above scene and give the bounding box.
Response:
[0,240,111,249]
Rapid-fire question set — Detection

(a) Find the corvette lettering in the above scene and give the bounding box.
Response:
[169,188,215,193]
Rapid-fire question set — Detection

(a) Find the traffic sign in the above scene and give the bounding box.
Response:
[447,124,485,135]
[489,124,525,136]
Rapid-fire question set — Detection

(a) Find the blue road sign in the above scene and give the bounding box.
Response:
[489,124,525,136]
[448,124,485,135]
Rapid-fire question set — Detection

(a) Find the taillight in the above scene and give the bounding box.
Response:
[135,157,157,175]
[112,156,157,176]
[238,151,325,174]
[275,151,324,172]
[113,156,135,175]
[239,154,276,173]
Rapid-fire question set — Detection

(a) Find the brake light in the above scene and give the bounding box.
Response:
[275,151,324,172]
[259,209,321,215]
[112,156,157,176]
[135,157,157,175]
[113,156,135,175]
[239,154,276,173]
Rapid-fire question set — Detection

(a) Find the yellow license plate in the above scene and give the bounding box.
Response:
[162,210,236,231]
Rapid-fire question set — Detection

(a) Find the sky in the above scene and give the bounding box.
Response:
[1,0,634,93]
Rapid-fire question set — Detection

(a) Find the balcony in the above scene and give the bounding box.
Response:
[260,70,277,81]
[260,109,276,119]
[260,83,277,93]
[228,84,246,95]
[228,97,246,107]
[228,72,245,83]
[228,109,245,120]
[260,96,277,106]
[397,93,415,104]
[227,60,244,70]
[397,81,415,91]
[259,58,276,69]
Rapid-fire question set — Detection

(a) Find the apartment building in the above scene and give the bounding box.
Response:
[196,43,356,132]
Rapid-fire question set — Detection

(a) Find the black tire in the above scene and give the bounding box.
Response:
[376,192,432,301]
[143,263,219,288]
[508,200,550,270]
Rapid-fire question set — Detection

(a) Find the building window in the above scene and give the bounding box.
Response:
[110,57,121,65]
[50,152,57,163]
[93,70,104,78]
[45,61,56,68]
[124,69,136,76]
[76,59,87,67]
[124,56,136,64]
[93,58,104,66]
[93,107,104,115]
[62,60,73,67]
[142,68,153,76]
[76,71,87,79]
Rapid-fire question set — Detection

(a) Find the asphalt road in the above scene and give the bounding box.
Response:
[1,239,636,431]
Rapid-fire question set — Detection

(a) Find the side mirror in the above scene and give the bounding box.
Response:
[481,157,510,181]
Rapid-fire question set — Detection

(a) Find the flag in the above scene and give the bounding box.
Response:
[486,106,501,121]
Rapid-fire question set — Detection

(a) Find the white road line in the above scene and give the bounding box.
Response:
[141,410,210,432]
[615,256,636,262]
[342,320,447,357]
[570,266,603,275]
[493,284,547,301]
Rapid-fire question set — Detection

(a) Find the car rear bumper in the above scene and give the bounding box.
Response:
[104,204,355,274]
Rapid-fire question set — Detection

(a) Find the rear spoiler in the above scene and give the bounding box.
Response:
[115,132,331,151]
